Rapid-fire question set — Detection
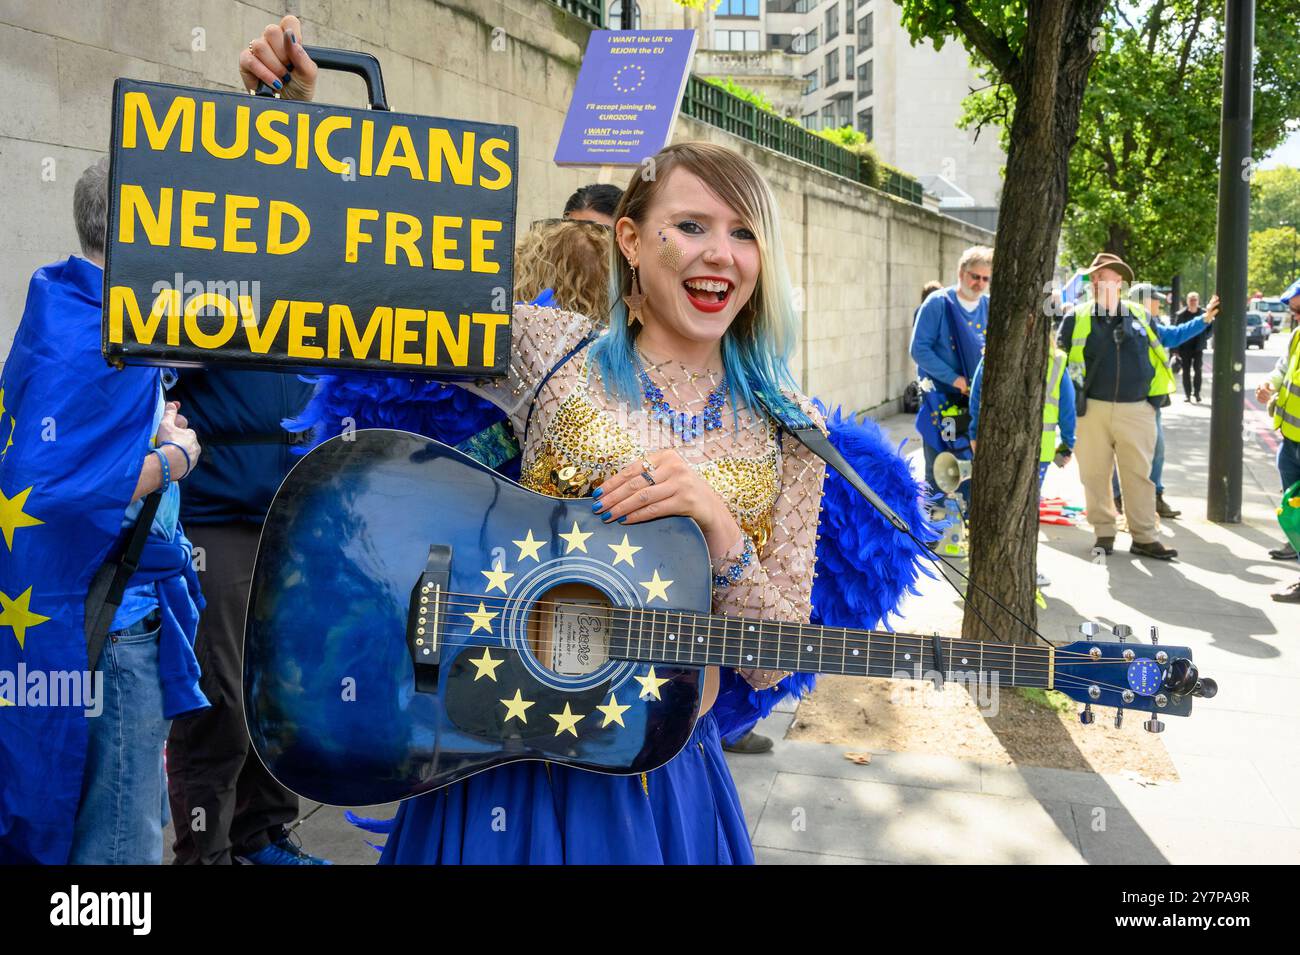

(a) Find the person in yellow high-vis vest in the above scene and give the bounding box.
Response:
[1256,286,1300,602]
[1055,254,1209,560]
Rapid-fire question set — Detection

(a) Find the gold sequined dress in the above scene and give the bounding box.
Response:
[466,303,828,631]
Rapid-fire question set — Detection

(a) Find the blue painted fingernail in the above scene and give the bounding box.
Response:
[592,487,602,498]
[592,502,603,513]
[288,31,296,44]
[272,78,283,90]
[617,516,627,524]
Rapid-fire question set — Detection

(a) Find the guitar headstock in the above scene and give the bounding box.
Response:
[1054,623,1217,731]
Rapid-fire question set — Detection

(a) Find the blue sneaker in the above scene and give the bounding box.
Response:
[237,835,332,865]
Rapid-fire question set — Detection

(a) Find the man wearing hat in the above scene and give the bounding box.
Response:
[1257,279,1300,600]
[1056,254,1212,560]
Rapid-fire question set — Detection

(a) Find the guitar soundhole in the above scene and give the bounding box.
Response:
[527,583,614,678]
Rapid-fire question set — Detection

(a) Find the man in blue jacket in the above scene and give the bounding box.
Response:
[164,362,322,864]
[909,246,993,504]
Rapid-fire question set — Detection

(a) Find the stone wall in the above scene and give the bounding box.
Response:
[0,0,991,412]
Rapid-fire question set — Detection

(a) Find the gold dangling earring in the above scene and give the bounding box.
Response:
[624,262,645,328]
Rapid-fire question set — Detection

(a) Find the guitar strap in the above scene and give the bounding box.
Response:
[751,388,912,535]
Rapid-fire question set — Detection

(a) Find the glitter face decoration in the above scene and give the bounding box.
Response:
[656,229,684,272]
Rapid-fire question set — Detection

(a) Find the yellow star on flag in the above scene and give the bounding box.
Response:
[559,521,593,554]
[499,688,535,724]
[481,563,514,594]
[468,647,504,682]
[463,601,498,635]
[638,569,673,603]
[549,701,585,737]
[595,692,631,728]
[607,533,641,568]
[513,529,547,562]
[0,486,44,551]
[0,587,51,650]
[635,666,670,701]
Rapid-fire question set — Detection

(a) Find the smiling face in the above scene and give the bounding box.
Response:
[614,166,761,363]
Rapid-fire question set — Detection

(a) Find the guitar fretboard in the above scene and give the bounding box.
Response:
[605,607,1054,689]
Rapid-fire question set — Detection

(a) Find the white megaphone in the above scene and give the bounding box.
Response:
[934,451,972,495]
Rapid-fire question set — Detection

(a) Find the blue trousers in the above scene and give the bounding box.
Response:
[1281,436,1300,496]
[68,612,170,864]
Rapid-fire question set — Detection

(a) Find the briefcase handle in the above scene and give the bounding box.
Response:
[255,45,390,111]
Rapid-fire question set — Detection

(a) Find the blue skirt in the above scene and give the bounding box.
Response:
[378,712,754,864]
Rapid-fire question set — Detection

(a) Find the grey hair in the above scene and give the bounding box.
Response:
[73,156,111,259]
[958,245,993,274]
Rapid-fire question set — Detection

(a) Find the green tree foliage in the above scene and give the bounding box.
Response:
[1248,226,1300,296]
[957,1,1300,281]
[1251,166,1300,234]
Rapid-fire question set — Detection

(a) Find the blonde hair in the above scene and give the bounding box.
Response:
[593,141,799,411]
[513,218,612,319]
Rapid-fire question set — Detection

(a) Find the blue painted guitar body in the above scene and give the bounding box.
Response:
[244,429,711,807]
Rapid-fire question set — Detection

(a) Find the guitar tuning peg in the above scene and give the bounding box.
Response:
[1114,708,1124,729]
[1112,624,1132,642]
[1149,625,1159,645]
[1143,703,1164,734]
[1080,703,1095,725]
[1079,622,1101,638]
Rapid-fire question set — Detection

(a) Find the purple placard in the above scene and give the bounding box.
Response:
[554,30,698,167]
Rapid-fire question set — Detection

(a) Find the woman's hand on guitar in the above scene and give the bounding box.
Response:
[239,15,317,100]
[593,449,743,559]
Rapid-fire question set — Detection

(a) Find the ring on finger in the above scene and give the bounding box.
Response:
[640,469,656,486]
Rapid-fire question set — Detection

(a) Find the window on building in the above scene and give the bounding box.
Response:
[825,47,839,85]
[714,29,761,51]
[821,104,836,127]
[803,69,820,94]
[767,0,813,11]
[857,59,873,96]
[857,106,874,140]
[858,12,873,48]
[846,0,855,32]
[826,3,840,41]
[607,0,641,29]
[768,33,797,52]
[794,26,819,54]
[845,44,854,74]
[717,0,761,16]
[803,111,819,130]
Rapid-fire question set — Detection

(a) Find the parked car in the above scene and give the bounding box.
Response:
[1247,311,1272,348]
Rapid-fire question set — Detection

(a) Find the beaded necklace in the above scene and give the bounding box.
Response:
[636,356,727,443]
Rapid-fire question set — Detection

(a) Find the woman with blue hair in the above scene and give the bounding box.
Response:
[243,19,931,864]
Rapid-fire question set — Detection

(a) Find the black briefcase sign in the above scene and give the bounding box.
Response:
[103,50,517,378]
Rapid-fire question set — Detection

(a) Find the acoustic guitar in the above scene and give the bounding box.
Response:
[244,429,1216,806]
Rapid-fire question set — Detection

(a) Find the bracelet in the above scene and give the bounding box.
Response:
[712,534,756,588]
[160,441,192,478]
[152,447,171,493]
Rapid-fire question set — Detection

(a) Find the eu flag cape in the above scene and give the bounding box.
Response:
[0,256,204,864]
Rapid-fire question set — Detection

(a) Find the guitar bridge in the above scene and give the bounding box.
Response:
[408,544,451,693]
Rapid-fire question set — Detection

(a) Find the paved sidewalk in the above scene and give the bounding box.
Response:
[185,342,1298,865]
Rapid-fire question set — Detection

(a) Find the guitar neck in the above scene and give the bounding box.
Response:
[607,607,1055,689]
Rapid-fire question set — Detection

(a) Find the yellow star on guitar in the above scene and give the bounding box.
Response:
[549,701,585,737]
[481,563,514,594]
[607,534,641,568]
[0,485,44,551]
[499,688,535,724]
[0,586,51,650]
[595,692,631,728]
[638,569,673,603]
[468,647,504,682]
[634,666,670,701]
[559,521,593,554]
[513,529,546,562]
[463,602,498,635]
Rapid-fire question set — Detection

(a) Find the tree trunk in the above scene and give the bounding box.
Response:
[962,2,1108,646]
